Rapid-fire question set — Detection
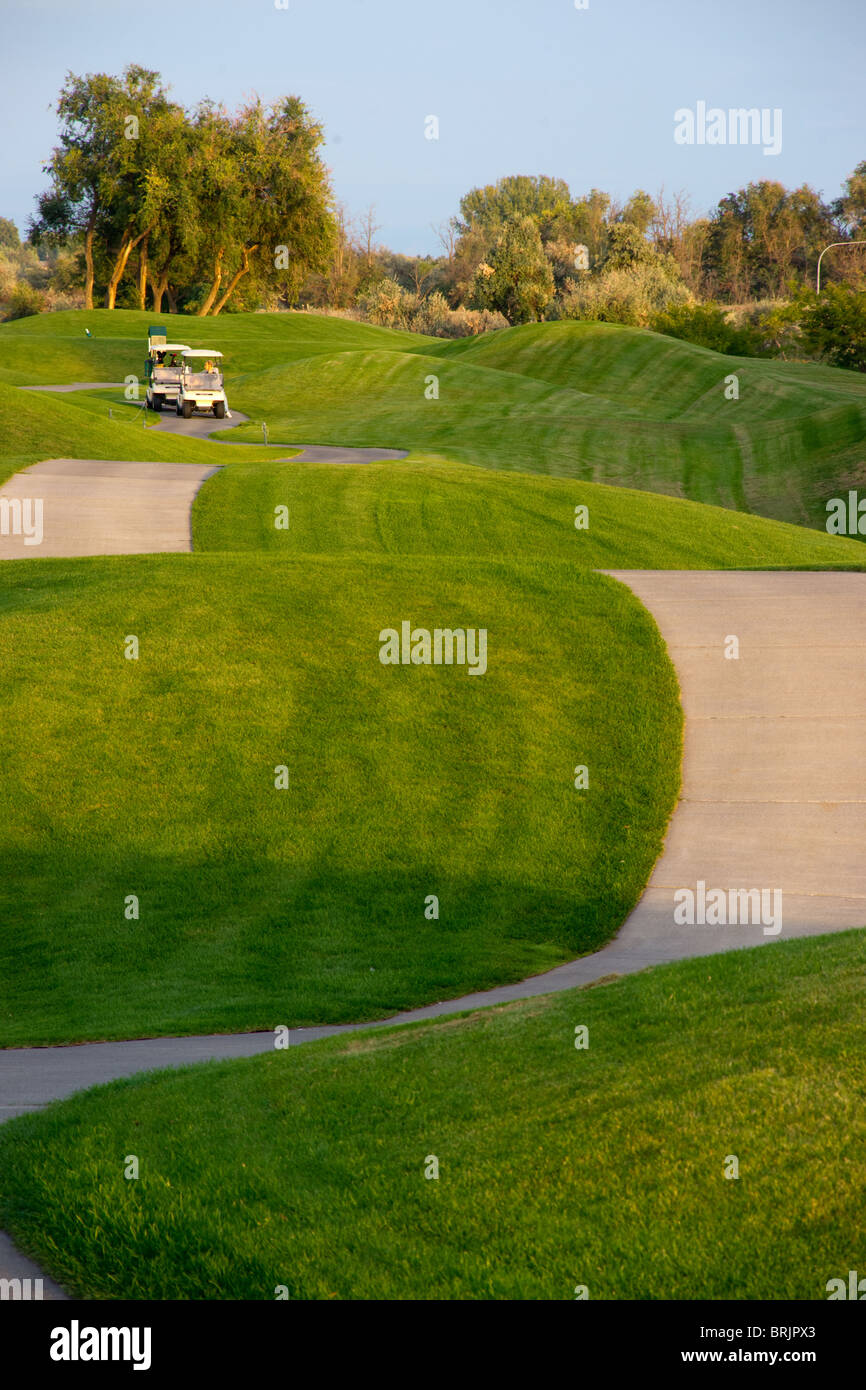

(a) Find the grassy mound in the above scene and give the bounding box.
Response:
[0,554,680,1045]
[214,320,866,535]
[0,308,432,386]
[193,452,866,569]
[2,931,864,1299]
[4,310,865,538]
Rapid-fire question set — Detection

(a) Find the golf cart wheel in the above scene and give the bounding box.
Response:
[152,395,163,413]
[213,401,226,419]
[182,400,193,419]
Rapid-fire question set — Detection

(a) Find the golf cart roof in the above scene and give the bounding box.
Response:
[151,343,191,353]
[182,349,223,358]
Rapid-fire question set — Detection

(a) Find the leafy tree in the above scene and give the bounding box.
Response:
[470,216,554,324]
[455,175,574,241]
[834,161,866,238]
[619,189,657,235]
[0,218,19,250]
[601,222,666,272]
[703,181,840,299]
[29,66,180,309]
[571,188,613,265]
[193,96,335,316]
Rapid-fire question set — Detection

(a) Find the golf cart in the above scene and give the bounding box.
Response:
[145,326,191,412]
[175,349,229,419]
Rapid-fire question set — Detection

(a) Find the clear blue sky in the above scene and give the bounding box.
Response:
[2,0,864,254]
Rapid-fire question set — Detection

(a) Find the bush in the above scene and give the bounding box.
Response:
[560,263,693,327]
[439,306,509,337]
[353,282,508,338]
[1,281,47,320]
[796,284,866,372]
[651,301,763,355]
[410,291,452,336]
[357,276,417,329]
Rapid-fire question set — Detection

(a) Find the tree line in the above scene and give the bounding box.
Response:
[4,66,865,361]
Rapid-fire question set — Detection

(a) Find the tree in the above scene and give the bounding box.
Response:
[619,189,657,235]
[0,218,19,250]
[29,66,180,309]
[703,181,841,300]
[456,175,574,242]
[358,205,381,269]
[192,96,335,316]
[599,222,679,278]
[470,216,554,324]
[834,161,866,238]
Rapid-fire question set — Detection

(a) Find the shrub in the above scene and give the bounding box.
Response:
[560,263,693,327]
[651,301,763,355]
[795,284,866,372]
[357,276,417,328]
[1,281,47,320]
[438,306,509,337]
[410,291,452,336]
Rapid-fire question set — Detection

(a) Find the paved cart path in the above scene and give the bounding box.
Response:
[3,385,408,564]
[19,380,409,454]
[2,563,864,1293]
[0,457,221,558]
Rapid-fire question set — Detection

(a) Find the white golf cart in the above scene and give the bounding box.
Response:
[145,327,191,412]
[175,349,229,419]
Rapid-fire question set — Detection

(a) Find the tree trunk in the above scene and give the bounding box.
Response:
[149,270,167,315]
[198,248,225,316]
[84,222,96,311]
[212,245,258,315]
[137,235,149,311]
[105,225,152,309]
[166,284,178,314]
[105,234,133,309]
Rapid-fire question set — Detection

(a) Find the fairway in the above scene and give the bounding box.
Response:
[216,317,866,537]
[0,551,681,1045]
[1,308,864,1049]
[2,931,864,1300]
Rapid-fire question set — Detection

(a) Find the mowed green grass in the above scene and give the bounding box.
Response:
[213,318,866,536]
[0,553,681,1045]
[2,931,864,1300]
[194,452,866,569]
[0,307,433,386]
[5,310,865,539]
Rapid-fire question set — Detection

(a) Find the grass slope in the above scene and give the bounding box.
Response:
[2,931,864,1300]
[194,452,866,569]
[0,554,680,1045]
[213,319,866,536]
[5,311,865,538]
[0,308,433,386]
[0,378,292,488]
